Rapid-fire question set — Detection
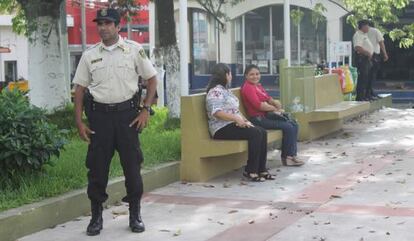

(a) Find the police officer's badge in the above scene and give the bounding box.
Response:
[101,9,107,16]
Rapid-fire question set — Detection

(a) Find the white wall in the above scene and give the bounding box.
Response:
[0,15,29,82]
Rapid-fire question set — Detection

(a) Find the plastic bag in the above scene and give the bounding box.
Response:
[341,66,354,94]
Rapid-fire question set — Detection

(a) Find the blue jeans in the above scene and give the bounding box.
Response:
[250,112,298,158]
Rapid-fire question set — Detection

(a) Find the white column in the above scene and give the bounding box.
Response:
[149,1,156,51]
[81,0,86,51]
[283,0,291,66]
[179,0,189,96]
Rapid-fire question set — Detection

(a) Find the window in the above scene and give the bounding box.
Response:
[191,9,218,75]
[245,7,270,74]
[291,6,327,65]
[272,5,284,74]
[4,61,17,83]
[233,17,244,74]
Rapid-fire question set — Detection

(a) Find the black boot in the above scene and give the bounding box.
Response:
[86,202,103,236]
[129,202,145,233]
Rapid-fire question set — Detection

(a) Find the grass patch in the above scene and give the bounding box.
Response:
[0,107,180,212]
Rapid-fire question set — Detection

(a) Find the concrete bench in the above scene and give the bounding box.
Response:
[180,88,282,182]
[279,59,392,141]
[293,74,371,140]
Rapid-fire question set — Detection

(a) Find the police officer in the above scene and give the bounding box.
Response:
[367,21,389,99]
[353,20,374,101]
[73,8,157,236]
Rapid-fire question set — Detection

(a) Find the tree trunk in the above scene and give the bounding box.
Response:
[155,0,181,118]
[28,1,70,111]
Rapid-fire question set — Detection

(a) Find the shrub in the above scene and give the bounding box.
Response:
[0,90,66,182]
[46,104,78,136]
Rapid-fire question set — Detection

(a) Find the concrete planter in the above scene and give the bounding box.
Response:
[0,161,180,241]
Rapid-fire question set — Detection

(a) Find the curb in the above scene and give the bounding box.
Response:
[0,161,180,241]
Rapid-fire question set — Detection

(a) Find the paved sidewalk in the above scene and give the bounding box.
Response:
[21,108,414,241]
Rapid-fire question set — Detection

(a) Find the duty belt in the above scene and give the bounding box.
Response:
[92,98,136,112]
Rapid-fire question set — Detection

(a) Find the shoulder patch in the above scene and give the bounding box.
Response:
[139,48,147,59]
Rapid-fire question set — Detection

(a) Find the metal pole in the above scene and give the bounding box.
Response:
[81,0,87,51]
[284,0,291,66]
[179,0,189,96]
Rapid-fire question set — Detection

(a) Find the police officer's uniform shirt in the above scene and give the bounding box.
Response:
[367,27,384,54]
[353,30,374,56]
[73,36,157,104]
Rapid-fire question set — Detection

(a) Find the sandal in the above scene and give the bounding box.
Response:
[243,171,265,182]
[282,156,304,166]
[259,171,276,180]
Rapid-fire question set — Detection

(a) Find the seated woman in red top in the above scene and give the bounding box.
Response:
[241,64,304,166]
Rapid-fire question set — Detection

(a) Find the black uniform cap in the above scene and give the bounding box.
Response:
[93,8,120,23]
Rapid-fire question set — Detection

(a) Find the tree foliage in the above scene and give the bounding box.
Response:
[0,0,63,43]
[329,0,414,48]
[195,0,244,30]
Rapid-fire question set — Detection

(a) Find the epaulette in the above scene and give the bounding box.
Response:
[124,39,142,48]
[85,43,101,52]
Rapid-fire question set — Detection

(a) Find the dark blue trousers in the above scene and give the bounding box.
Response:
[86,108,143,205]
[250,112,298,158]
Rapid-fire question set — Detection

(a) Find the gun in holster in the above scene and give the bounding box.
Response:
[83,88,94,118]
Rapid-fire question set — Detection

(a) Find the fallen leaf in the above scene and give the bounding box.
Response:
[203,184,215,188]
[159,229,171,232]
[397,180,406,184]
[223,183,232,188]
[386,232,391,235]
[217,221,224,225]
[173,229,181,236]
[239,181,248,186]
[397,221,405,225]
[324,221,331,225]
[111,210,128,216]
[330,195,342,199]
[313,221,319,225]
[248,220,255,224]
[369,230,376,233]
[228,210,238,214]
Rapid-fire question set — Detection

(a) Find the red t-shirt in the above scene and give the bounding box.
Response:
[240,81,271,117]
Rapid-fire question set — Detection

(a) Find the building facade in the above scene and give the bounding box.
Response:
[150,0,347,91]
[0,15,28,83]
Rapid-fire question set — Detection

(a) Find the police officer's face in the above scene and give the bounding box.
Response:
[361,25,369,33]
[97,20,120,44]
[245,68,261,85]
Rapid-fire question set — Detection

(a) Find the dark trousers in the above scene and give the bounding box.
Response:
[86,108,143,205]
[368,53,381,97]
[250,112,298,158]
[213,123,268,173]
[356,55,373,101]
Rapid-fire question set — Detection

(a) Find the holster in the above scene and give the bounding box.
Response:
[83,89,94,118]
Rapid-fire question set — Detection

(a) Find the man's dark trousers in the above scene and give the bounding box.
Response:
[367,53,381,98]
[86,107,143,206]
[355,55,372,101]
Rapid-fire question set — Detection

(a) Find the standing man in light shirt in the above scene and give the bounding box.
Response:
[367,21,389,99]
[353,20,374,101]
[73,8,157,236]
